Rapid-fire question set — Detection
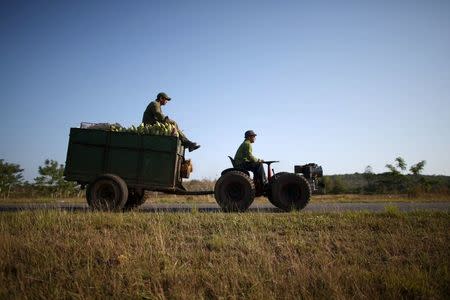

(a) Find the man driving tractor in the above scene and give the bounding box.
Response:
[233,130,267,187]
[142,92,200,152]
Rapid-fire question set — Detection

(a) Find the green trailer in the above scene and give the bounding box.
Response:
[64,127,208,210]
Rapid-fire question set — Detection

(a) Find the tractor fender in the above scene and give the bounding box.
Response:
[221,168,250,177]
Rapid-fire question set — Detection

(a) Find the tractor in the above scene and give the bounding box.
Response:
[214,157,323,212]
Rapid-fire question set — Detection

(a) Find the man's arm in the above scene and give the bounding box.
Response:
[151,102,167,122]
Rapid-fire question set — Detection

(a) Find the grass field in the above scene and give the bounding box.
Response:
[0,210,449,299]
[2,193,450,205]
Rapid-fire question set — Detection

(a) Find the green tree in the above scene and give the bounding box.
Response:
[330,177,347,194]
[363,165,376,194]
[34,159,78,198]
[322,176,332,194]
[408,160,428,197]
[0,159,24,198]
[385,164,400,175]
[385,156,407,175]
[322,176,347,194]
[384,157,429,196]
[363,165,373,182]
[410,160,426,175]
[383,157,410,193]
[395,157,407,172]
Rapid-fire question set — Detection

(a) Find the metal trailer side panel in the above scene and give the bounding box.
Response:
[64,128,183,190]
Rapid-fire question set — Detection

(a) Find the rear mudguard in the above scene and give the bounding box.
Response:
[220,168,250,177]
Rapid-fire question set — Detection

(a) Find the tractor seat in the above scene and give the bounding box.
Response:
[223,155,251,178]
[228,156,237,168]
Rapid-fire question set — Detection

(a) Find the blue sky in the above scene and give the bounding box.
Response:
[1,0,449,182]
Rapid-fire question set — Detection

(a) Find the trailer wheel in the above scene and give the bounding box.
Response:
[124,191,147,209]
[214,170,255,212]
[269,173,311,211]
[86,174,128,211]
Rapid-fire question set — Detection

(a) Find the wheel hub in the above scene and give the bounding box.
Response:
[226,182,244,201]
[96,183,116,202]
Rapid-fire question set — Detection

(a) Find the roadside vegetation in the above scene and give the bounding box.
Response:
[1,157,449,203]
[324,157,449,196]
[0,210,448,299]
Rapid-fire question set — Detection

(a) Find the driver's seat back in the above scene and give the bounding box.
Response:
[221,156,250,177]
[228,156,237,168]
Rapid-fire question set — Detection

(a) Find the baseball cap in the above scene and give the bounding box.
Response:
[157,92,171,100]
[245,130,257,138]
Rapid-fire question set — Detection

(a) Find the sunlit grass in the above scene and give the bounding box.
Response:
[0,210,449,299]
[2,193,450,205]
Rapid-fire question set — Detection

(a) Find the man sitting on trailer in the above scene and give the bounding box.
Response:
[142,92,200,152]
[234,130,267,186]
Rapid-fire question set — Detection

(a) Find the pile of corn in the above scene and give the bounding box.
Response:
[110,122,179,137]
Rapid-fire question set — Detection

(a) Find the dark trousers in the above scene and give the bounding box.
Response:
[239,162,267,185]
[168,120,193,146]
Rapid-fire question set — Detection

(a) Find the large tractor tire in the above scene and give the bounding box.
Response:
[268,173,311,211]
[214,170,255,212]
[86,174,128,211]
[124,191,147,210]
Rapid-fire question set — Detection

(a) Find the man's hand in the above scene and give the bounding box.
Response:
[164,116,175,125]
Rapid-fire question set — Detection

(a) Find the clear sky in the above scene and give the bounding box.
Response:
[1,0,449,182]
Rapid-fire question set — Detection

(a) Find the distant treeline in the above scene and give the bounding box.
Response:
[1,157,449,198]
[182,173,450,197]
[158,157,450,197]
[322,173,450,195]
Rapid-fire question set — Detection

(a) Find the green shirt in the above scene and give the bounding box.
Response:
[234,140,259,166]
[142,100,166,124]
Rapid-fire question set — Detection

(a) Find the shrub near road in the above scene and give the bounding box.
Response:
[0,211,449,299]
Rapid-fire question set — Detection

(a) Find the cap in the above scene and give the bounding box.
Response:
[244,130,257,138]
[157,92,171,101]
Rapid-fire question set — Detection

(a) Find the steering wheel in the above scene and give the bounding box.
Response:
[261,160,279,165]
[261,160,279,179]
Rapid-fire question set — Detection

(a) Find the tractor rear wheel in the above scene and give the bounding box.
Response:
[268,173,311,211]
[86,174,128,211]
[214,170,255,212]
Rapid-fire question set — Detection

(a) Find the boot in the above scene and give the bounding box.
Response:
[188,142,201,152]
[180,136,200,152]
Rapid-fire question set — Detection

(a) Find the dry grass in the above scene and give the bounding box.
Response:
[0,197,86,204]
[2,193,450,206]
[311,193,450,203]
[0,210,449,299]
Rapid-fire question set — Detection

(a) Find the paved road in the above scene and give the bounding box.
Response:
[0,202,449,213]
